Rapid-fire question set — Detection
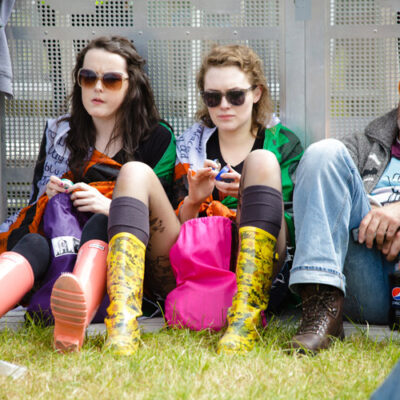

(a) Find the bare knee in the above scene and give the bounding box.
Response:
[115,161,156,197]
[119,161,153,179]
[242,149,281,188]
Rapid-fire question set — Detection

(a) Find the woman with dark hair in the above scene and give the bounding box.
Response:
[0,35,175,352]
[102,44,303,356]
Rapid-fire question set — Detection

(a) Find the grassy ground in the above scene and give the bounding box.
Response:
[0,318,399,400]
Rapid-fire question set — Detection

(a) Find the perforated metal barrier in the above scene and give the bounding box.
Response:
[328,0,400,138]
[1,0,400,221]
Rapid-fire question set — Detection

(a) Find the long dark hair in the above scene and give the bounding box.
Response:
[63,35,160,180]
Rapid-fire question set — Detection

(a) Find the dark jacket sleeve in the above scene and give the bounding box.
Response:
[338,131,364,171]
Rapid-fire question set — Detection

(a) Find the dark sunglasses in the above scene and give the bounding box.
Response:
[201,85,257,107]
[77,68,129,91]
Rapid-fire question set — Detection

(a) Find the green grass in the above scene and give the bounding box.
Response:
[0,319,399,400]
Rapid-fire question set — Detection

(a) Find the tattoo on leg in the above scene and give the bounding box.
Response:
[149,210,166,234]
[145,255,176,299]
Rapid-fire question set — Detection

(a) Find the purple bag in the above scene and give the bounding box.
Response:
[27,193,89,322]
[165,216,237,331]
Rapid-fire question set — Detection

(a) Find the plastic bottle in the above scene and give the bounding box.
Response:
[388,261,400,330]
[0,360,27,379]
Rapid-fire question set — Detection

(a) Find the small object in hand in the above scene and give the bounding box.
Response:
[215,165,232,182]
[61,178,73,189]
[212,158,221,171]
[0,360,27,380]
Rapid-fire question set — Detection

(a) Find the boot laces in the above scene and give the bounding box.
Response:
[297,289,338,335]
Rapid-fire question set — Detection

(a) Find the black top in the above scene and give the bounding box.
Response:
[83,123,173,183]
[206,127,265,200]
[31,122,173,199]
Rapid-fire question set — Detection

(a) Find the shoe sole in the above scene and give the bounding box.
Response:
[290,328,345,355]
[50,274,88,353]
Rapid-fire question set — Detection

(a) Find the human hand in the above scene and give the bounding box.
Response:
[358,202,400,249]
[382,230,400,262]
[67,182,111,215]
[186,159,219,206]
[214,164,241,198]
[46,175,69,199]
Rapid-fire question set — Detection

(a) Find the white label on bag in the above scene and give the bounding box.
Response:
[51,236,80,257]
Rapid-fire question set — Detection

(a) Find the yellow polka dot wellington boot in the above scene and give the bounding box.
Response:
[104,232,145,356]
[217,226,276,354]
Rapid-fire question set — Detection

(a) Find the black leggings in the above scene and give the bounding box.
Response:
[11,233,50,280]
[11,213,108,282]
[80,213,108,245]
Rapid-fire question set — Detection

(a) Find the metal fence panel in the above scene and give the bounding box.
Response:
[1,0,400,220]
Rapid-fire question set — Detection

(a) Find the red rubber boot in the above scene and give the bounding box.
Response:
[51,240,108,352]
[0,252,34,317]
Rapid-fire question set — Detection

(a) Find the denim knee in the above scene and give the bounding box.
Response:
[299,139,347,172]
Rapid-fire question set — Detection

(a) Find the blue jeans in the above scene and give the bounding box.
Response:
[370,358,400,399]
[289,139,394,324]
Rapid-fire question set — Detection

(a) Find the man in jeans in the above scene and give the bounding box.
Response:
[289,93,400,353]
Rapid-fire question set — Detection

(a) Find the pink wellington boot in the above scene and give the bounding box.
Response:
[0,252,34,317]
[51,240,108,352]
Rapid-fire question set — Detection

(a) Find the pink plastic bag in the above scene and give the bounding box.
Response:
[165,216,237,331]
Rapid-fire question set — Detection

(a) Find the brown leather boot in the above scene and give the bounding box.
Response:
[290,284,344,353]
